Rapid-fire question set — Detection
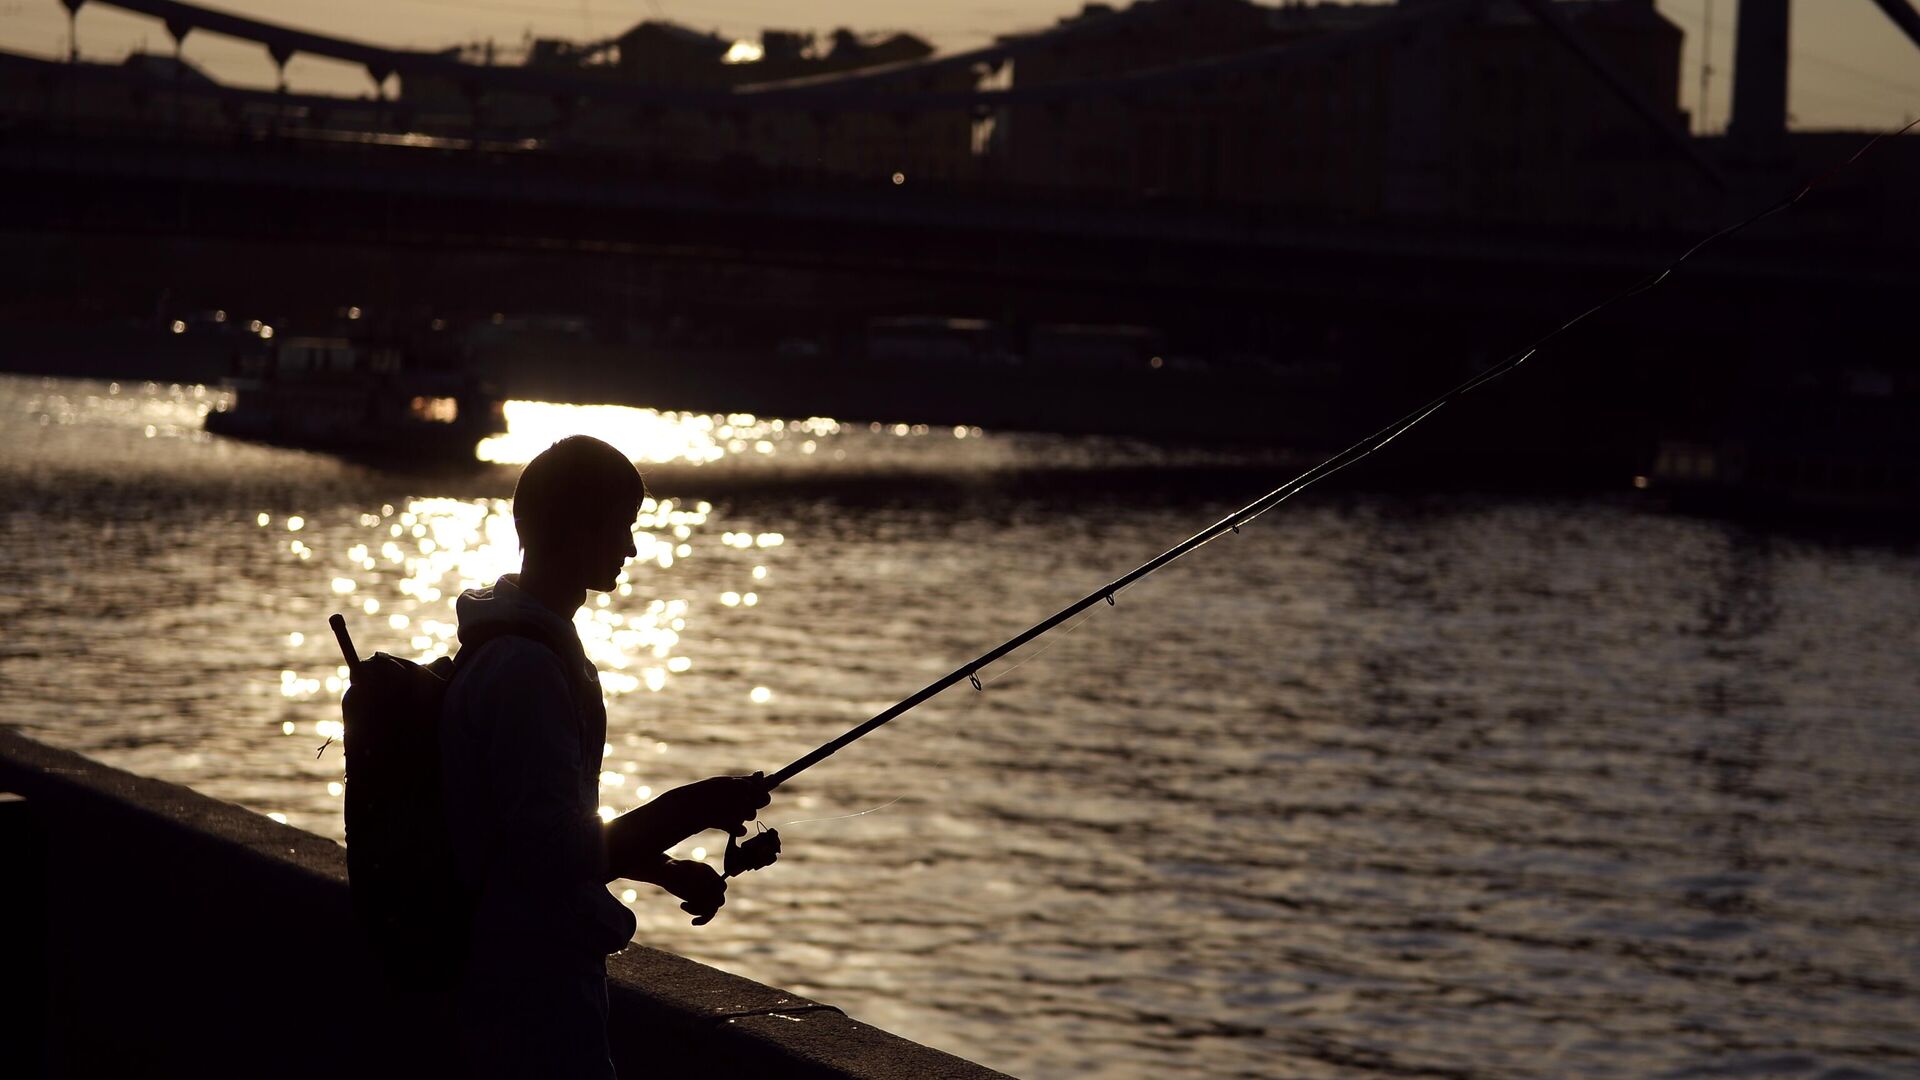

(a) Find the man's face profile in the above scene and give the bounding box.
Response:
[581,500,641,593]
[535,497,640,594]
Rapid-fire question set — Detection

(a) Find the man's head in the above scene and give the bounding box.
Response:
[513,435,647,592]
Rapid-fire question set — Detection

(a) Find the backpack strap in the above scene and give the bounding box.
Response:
[455,622,591,692]
[449,620,596,735]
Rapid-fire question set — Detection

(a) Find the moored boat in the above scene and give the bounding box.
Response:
[204,334,506,460]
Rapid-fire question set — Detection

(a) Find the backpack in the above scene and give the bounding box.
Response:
[334,614,585,991]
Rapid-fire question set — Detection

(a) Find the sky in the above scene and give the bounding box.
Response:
[3,0,1917,131]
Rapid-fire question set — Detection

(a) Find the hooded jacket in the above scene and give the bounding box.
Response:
[441,574,638,978]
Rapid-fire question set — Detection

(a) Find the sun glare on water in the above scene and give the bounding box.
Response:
[478,401,846,467]
[260,399,844,830]
[478,401,727,466]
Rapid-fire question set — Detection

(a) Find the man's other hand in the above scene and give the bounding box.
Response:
[654,857,728,920]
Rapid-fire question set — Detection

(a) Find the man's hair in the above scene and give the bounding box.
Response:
[512,435,647,553]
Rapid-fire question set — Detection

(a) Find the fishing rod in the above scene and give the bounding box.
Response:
[749,119,1919,800]
[684,123,1920,911]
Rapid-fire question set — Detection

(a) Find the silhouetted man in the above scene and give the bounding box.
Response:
[441,434,770,1078]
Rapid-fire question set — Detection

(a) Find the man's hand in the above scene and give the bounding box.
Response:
[603,772,773,882]
[660,774,771,838]
[653,857,728,922]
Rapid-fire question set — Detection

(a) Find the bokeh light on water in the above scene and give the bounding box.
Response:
[254,486,773,863]
[267,493,721,685]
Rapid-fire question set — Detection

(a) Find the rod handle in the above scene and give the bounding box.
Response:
[329,613,359,675]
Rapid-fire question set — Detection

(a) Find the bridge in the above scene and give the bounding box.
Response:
[4,0,1918,452]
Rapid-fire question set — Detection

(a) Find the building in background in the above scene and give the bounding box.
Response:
[395,18,974,182]
[987,0,1691,227]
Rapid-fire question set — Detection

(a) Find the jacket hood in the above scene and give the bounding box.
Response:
[454,574,586,663]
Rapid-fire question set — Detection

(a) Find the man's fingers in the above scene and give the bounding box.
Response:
[679,865,727,906]
[684,894,724,925]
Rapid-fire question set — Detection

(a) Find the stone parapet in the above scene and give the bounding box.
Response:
[0,726,1010,1079]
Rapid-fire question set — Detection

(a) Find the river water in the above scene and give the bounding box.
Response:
[3,373,1918,1079]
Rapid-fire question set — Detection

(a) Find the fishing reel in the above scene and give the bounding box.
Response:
[726,822,783,876]
[687,823,781,926]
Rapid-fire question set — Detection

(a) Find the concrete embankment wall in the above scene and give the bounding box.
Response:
[0,727,1010,1080]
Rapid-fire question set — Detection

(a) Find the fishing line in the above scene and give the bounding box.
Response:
[753,117,1919,795]
[771,599,1110,828]
[776,796,905,829]
[979,602,1105,687]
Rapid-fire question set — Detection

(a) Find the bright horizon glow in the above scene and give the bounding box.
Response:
[723,39,765,64]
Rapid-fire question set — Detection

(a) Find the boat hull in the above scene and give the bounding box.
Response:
[204,372,504,462]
